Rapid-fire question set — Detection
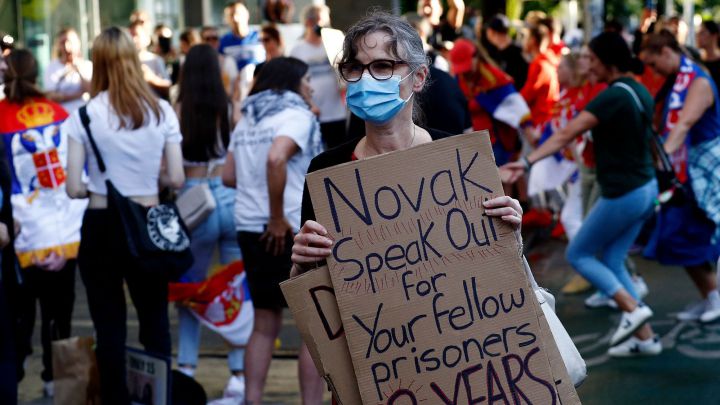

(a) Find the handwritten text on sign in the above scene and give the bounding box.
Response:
[307,132,558,404]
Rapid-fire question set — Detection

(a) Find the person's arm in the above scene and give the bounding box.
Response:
[500,111,598,183]
[262,136,300,256]
[222,152,236,188]
[446,0,465,30]
[664,77,714,154]
[160,142,185,189]
[66,137,88,199]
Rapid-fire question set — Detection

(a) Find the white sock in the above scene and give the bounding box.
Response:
[178,365,195,377]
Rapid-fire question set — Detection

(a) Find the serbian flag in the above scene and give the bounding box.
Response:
[169,261,254,346]
[471,62,531,129]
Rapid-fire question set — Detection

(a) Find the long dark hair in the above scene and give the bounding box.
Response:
[3,49,44,104]
[249,56,308,96]
[589,32,644,75]
[177,44,230,162]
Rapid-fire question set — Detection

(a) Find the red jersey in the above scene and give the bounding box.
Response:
[520,52,560,127]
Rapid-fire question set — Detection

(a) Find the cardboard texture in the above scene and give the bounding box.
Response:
[281,266,363,405]
[301,131,579,404]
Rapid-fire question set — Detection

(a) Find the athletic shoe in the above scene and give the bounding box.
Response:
[178,365,195,378]
[223,375,245,402]
[561,274,592,295]
[700,291,720,323]
[585,291,618,309]
[610,304,653,346]
[676,300,707,322]
[608,335,662,357]
[633,276,649,299]
[43,381,54,398]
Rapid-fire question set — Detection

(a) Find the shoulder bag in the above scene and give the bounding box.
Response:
[523,256,587,387]
[613,81,686,205]
[78,106,193,280]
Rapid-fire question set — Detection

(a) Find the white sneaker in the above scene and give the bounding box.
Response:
[676,300,707,321]
[43,381,54,398]
[700,291,720,323]
[585,291,618,309]
[633,276,649,299]
[223,375,245,401]
[610,304,653,346]
[608,335,662,357]
[178,365,195,378]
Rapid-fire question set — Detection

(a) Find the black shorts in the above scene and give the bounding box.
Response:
[237,231,292,310]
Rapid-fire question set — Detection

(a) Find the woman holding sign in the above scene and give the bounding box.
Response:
[502,32,661,357]
[292,13,523,283]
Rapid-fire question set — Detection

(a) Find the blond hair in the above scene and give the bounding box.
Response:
[90,27,162,130]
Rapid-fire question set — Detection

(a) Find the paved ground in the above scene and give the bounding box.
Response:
[17,239,720,404]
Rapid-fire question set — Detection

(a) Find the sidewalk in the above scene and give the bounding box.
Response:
[17,239,720,404]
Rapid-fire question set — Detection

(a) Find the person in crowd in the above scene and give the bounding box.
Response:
[173,28,201,84]
[0,44,17,405]
[418,0,465,50]
[404,12,449,71]
[254,24,284,77]
[449,38,528,167]
[404,13,471,135]
[174,44,246,400]
[64,27,184,403]
[202,26,239,100]
[484,14,528,90]
[44,28,92,113]
[263,0,294,24]
[641,31,720,323]
[696,20,720,89]
[129,10,152,32]
[290,11,524,354]
[502,32,661,357]
[129,21,171,99]
[0,49,87,398]
[220,1,265,74]
[221,57,324,404]
[153,24,177,66]
[520,23,560,143]
[541,16,566,61]
[291,4,347,149]
[0,157,15,404]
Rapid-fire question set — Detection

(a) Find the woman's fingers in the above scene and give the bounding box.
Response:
[301,220,329,236]
[483,196,522,230]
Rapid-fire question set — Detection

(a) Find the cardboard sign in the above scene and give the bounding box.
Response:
[126,348,171,405]
[281,266,363,405]
[305,132,569,404]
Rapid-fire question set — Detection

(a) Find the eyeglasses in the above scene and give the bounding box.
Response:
[338,59,408,82]
[203,35,219,42]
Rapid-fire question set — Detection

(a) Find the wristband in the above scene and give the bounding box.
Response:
[521,156,533,171]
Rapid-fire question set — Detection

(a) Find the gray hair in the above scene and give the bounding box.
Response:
[340,11,430,121]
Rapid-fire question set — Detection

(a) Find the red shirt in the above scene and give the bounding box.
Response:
[520,52,560,127]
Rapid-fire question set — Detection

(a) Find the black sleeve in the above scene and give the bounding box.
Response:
[300,162,318,226]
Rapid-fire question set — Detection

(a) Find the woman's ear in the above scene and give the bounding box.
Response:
[413,65,429,92]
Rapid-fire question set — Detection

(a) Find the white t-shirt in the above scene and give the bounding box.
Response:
[43,59,93,113]
[62,91,182,196]
[290,40,346,123]
[139,51,170,80]
[229,107,320,233]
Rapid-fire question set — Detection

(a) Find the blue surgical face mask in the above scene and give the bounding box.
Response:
[345,72,415,124]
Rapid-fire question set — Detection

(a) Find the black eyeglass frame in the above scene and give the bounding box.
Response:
[338,59,409,82]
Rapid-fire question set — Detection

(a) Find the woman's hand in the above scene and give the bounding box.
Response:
[290,220,333,276]
[261,216,293,256]
[499,161,527,184]
[35,252,67,272]
[483,196,523,231]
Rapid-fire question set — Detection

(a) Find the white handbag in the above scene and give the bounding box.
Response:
[523,256,587,387]
[176,182,217,231]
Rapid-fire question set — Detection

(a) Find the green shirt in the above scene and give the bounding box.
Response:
[584,77,655,198]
